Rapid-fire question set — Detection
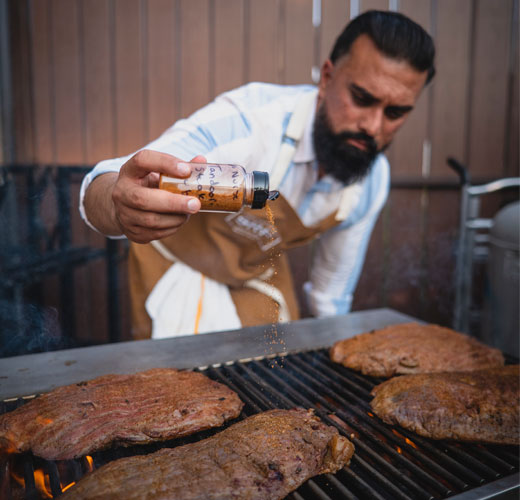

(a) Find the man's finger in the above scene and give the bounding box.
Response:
[123,150,192,179]
[116,182,201,214]
[122,223,188,244]
[190,155,207,164]
[118,205,191,231]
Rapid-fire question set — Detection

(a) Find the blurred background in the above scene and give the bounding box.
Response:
[0,0,518,356]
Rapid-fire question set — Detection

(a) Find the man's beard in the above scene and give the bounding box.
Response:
[312,104,381,185]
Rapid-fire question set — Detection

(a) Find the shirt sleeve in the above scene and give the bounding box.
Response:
[303,156,390,316]
[78,86,259,233]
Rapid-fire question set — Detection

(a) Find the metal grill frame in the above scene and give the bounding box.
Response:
[2,346,518,500]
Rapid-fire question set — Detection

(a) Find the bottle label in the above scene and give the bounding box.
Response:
[162,163,245,212]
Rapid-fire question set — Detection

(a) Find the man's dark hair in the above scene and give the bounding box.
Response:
[330,10,435,84]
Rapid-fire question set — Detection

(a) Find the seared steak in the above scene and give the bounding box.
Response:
[370,365,519,444]
[60,408,354,500]
[0,368,243,460]
[330,322,504,377]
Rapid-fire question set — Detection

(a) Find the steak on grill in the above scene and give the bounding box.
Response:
[0,368,243,460]
[60,408,355,500]
[370,365,519,445]
[330,322,504,377]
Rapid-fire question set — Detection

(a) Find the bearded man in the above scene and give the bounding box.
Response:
[80,10,435,339]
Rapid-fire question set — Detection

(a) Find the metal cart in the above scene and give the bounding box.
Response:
[447,158,520,338]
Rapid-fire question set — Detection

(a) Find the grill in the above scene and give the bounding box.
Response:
[2,347,518,500]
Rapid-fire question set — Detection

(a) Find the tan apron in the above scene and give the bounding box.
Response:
[128,196,343,339]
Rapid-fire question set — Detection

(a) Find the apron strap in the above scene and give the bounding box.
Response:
[150,239,178,262]
[270,91,316,190]
[256,92,315,322]
[245,278,291,323]
[147,90,345,331]
[335,183,364,221]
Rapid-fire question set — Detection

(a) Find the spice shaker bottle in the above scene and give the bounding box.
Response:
[159,163,279,212]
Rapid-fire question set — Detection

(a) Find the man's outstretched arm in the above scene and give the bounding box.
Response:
[83,150,202,244]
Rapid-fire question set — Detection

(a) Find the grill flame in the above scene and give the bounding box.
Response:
[392,429,419,449]
[61,481,76,492]
[34,469,52,498]
[9,456,94,498]
[405,437,418,449]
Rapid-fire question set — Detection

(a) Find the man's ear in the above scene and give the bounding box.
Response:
[318,59,334,98]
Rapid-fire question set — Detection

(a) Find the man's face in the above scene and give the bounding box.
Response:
[314,34,428,183]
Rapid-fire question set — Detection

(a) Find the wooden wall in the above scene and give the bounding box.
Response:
[5,0,519,338]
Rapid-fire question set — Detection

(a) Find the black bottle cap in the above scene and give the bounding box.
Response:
[251,171,270,209]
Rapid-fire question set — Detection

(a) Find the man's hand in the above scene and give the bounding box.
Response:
[84,150,203,243]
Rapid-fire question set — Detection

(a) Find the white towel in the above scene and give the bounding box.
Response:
[145,260,242,339]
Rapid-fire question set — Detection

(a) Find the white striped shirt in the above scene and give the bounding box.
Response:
[79,82,390,317]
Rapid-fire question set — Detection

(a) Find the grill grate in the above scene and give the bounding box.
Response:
[1,348,518,499]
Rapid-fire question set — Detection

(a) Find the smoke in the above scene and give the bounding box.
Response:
[0,300,73,358]
[384,230,457,324]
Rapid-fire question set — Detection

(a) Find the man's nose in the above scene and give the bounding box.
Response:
[359,108,383,138]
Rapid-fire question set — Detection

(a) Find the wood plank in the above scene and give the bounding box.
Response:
[113,0,146,155]
[81,0,115,164]
[118,257,133,342]
[284,0,313,84]
[423,190,460,326]
[468,0,512,178]
[51,0,84,164]
[9,0,33,163]
[247,0,280,83]
[147,0,178,139]
[430,0,472,179]
[320,0,351,65]
[287,244,312,318]
[214,0,245,96]
[386,0,432,177]
[352,208,386,312]
[29,0,54,163]
[506,1,519,177]
[384,189,425,319]
[359,0,388,13]
[75,261,109,343]
[179,0,210,118]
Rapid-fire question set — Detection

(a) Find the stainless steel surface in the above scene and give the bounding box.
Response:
[0,308,414,399]
[1,307,517,500]
[468,179,520,197]
[449,474,519,500]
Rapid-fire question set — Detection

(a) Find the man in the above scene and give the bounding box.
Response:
[80,10,435,339]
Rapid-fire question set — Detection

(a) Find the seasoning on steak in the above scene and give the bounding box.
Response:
[370,365,519,445]
[0,368,243,460]
[330,322,504,377]
[60,408,354,500]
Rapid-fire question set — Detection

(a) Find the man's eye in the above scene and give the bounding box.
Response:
[385,108,406,120]
[352,93,373,107]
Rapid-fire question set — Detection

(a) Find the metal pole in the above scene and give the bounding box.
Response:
[453,184,468,331]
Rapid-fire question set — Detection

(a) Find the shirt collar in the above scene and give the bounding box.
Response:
[292,90,318,164]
